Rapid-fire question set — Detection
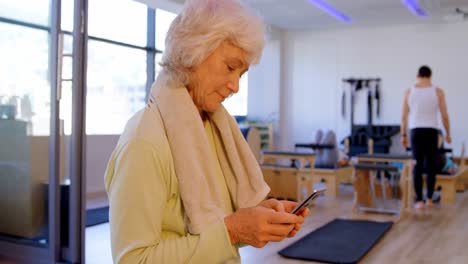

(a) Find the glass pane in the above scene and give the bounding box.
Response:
[223,73,248,116]
[61,0,74,32]
[63,33,73,54]
[87,40,146,135]
[155,8,177,51]
[0,0,50,26]
[0,23,50,136]
[60,34,73,136]
[89,0,147,46]
[0,23,50,246]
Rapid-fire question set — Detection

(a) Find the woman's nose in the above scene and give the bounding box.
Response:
[227,81,239,94]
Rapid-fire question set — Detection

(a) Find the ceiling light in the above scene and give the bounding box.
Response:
[401,0,428,17]
[307,0,351,23]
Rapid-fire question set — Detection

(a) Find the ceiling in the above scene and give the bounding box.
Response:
[138,0,468,29]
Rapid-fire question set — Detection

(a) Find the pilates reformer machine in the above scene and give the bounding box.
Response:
[260,151,316,202]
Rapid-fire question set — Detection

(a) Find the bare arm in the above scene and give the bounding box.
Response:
[400,89,410,147]
[437,87,451,144]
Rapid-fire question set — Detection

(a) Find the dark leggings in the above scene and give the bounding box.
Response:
[410,128,438,202]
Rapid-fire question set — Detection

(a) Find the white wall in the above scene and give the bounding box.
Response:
[278,21,468,154]
[248,26,283,148]
[248,26,282,121]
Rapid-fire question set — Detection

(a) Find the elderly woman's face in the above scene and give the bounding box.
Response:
[188,41,249,113]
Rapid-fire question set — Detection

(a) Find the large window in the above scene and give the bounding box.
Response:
[85,0,150,135]
[0,1,249,137]
[88,0,147,47]
[0,0,52,247]
[61,0,74,32]
[155,8,177,52]
[223,73,248,116]
[154,8,177,78]
[0,23,50,135]
[86,40,146,134]
[0,0,50,26]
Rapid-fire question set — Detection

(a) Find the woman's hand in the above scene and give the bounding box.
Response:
[259,199,309,237]
[224,205,301,248]
[258,198,287,212]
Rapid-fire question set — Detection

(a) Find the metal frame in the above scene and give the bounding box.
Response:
[67,0,88,262]
[0,16,49,31]
[0,17,162,54]
[49,0,63,261]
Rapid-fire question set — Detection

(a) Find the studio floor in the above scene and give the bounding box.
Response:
[84,185,468,264]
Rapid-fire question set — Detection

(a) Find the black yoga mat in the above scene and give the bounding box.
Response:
[279,219,393,264]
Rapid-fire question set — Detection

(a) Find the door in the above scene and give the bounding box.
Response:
[0,0,87,262]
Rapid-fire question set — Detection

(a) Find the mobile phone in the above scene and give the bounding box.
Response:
[291,188,326,215]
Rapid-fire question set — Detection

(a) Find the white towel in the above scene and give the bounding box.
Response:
[148,70,270,234]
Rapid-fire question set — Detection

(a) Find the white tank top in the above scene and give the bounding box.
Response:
[408,86,439,129]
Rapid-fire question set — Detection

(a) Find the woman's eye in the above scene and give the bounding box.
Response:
[227,65,235,72]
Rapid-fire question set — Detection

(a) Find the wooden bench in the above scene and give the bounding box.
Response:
[453,156,468,191]
[260,151,315,201]
[311,166,353,197]
[434,143,466,205]
[356,153,413,213]
[352,163,403,215]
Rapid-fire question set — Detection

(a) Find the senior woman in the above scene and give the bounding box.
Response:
[105,0,309,263]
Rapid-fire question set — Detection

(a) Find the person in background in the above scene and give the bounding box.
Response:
[314,130,349,168]
[104,0,308,263]
[400,65,451,209]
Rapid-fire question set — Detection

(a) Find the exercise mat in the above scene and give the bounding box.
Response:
[279,219,393,264]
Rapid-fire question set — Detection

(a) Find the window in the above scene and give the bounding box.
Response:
[0,0,50,26]
[223,73,248,116]
[0,23,50,135]
[86,40,146,134]
[155,8,177,79]
[155,8,177,51]
[85,0,150,135]
[88,0,147,46]
[61,0,74,32]
[58,34,74,135]
[0,4,53,246]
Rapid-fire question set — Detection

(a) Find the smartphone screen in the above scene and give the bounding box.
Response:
[291,188,326,215]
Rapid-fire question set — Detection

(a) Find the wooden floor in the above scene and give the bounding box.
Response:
[2,185,468,264]
[239,185,468,264]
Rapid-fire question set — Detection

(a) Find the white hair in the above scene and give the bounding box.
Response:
[161,0,266,85]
